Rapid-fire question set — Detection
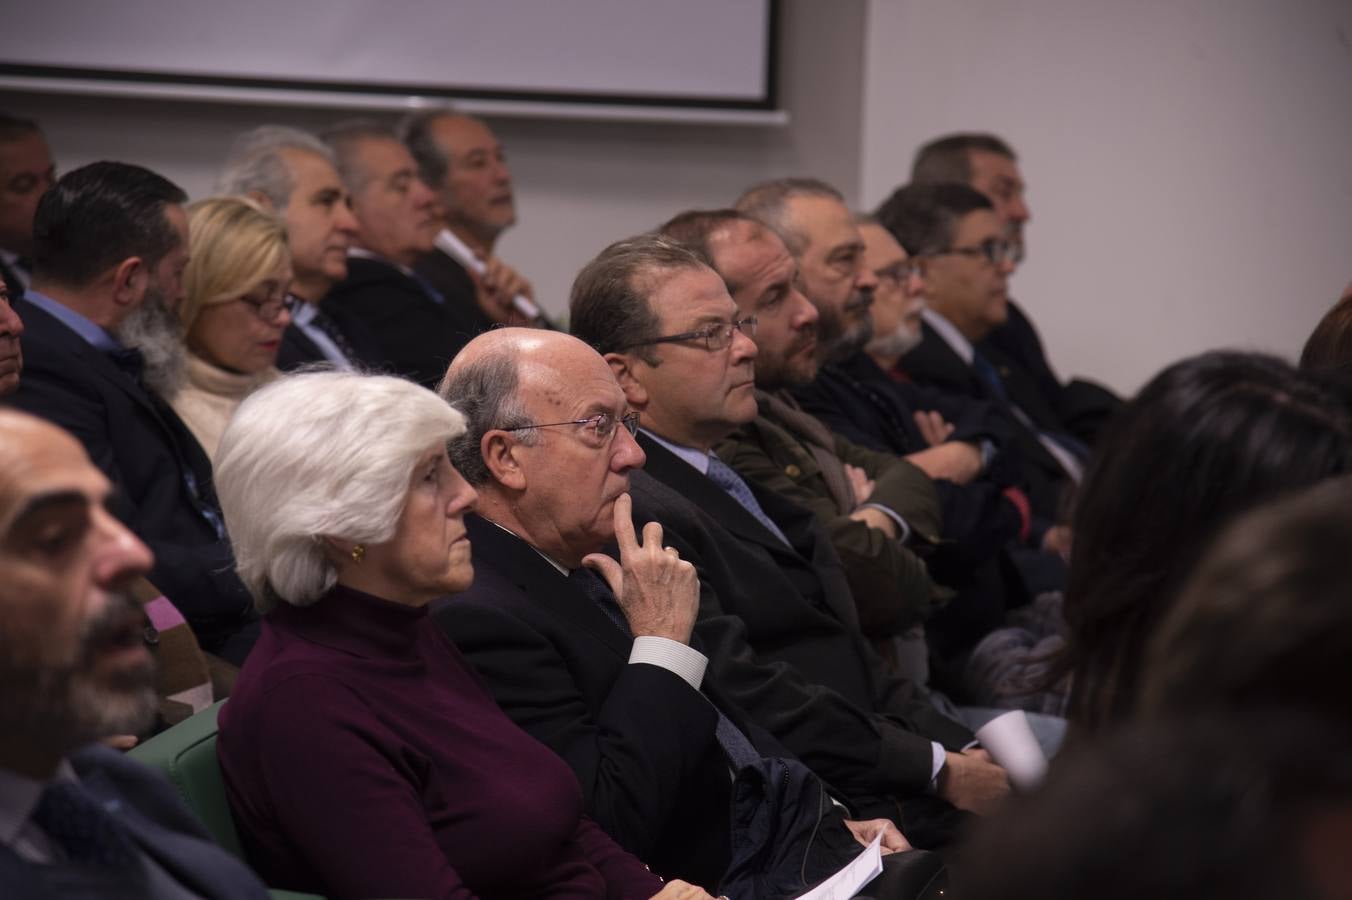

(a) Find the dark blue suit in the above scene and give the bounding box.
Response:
[0,745,268,899]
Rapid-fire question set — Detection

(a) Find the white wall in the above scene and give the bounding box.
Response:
[0,0,864,321]
[861,0,1352,395]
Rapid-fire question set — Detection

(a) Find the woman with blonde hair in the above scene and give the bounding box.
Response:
[169,196,292,460]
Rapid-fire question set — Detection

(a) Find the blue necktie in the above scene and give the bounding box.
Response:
[705,457,792,548]
[567,567,762,770]
[32,782,140,869]
[971,351,1008,402]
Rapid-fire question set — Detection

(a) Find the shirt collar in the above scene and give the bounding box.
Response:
[0,761,76,851]
[922,308,975,366]
[347,246,414,278]
[480,515,571,577]
[640,428,712,476]
[24,289,121,352]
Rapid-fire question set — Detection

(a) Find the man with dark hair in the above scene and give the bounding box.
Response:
[570,234,1010,847]
[909,133,1121,444]
[677,195,1035,690]
[400,108,546,329]
[321,120,486,387]
[0,409,269,898]
[435,328,926,893]
[216,125,371,371]
[0,113,57,299]
[6,162,259,663]
[876,182,1081,555]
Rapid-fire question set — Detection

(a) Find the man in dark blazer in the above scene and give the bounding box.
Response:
[434,328,910,885]
[321,121,488,387]
[0,409,268,899]
[6,162,257,663]
[875,183,1086,552]
[569,235,1012,844]
[908,132,1122,447]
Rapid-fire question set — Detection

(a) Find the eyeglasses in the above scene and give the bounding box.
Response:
[237,291,297,323]
[874,259,925,288]
[506,411,640,445]
[627,316,758,353]
[928,238,1023,268]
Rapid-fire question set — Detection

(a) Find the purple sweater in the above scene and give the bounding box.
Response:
[217,585,663,899]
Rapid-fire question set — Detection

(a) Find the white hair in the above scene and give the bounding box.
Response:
[215,371,466,612]
[216,125,335,210]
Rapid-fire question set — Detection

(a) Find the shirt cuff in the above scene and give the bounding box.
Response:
[860,502,911,543]
[929,741,946,789]
[629,636,708,691]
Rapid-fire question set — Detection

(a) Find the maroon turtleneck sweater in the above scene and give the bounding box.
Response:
[217,584,663,899]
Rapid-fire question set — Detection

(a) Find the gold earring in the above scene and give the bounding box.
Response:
[351,544,366,564]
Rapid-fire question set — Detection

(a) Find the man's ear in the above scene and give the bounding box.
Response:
[110,257,146,309]
[481,430,526,491]
[605,352,649,409]
[246,190,276,212]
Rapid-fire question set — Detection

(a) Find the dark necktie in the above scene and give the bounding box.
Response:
[409,271,446,305]
[973,351,1089,470]
[971,351,1009,402]
[567,567,762,770]
[31,782,140,869]
[307,303,362,365]
[705,457,792,548]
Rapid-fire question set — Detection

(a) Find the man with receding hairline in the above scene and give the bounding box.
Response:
[0,409,269,898]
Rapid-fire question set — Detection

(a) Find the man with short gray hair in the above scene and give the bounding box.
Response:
[216,125,368,370]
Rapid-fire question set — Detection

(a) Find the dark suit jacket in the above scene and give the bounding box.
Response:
[275,301,382,373]
[902,321,1073,523]
[6,299,256,660]
[0,745,268,899]
[413,249,496,330]
[629,435,973,804]
[436,515,801,887]
[980,300,1123,446]
[323,255,488,389]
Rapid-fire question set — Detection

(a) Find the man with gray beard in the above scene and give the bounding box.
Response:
[6,162,258,664]
[0,409,269,898]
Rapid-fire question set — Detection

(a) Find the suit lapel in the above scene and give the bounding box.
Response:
[636,434,805,562]
[465,515,634,660]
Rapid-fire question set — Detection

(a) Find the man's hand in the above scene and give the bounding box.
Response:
[849,505,899,540]
[843,818,911,855]
[844,463,876,505]
[650,881,717,900]
[913,410,956,447]
[583,493,699,643]
[1042,524,1073,561]
[937,749,1010,816]
[905,442,982,484]
[475,256,535,325]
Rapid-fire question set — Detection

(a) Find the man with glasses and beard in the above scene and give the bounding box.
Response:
[6,162,259,664]
[0,409,269,898]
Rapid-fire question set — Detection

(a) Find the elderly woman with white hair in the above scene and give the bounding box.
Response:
[213,371,710,900]
[168,196,293,461]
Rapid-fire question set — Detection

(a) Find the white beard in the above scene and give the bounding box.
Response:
[114,285,187,397]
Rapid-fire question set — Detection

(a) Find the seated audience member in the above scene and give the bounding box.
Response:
[1059,352,1352,737]
[718,184,1034,672]
[0,280,22,393]
[956,711,1352,900]
[213,370,702,900]
[436,329,935,897]
[0,409,269,898]
[401,108,549,328]
[322,120,486,387]
[1299,282,1352,376]
[875,182,1081,554]
[3,281,220,729]
[570,235,1009,847]
[7,162,258,663]
[1140,475,1352,722]
[215,125,372,371]
[167,197,291,461]
[909,133,1122,444]
[0,113,57,300]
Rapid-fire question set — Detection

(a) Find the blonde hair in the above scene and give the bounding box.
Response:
[180,196,290,331]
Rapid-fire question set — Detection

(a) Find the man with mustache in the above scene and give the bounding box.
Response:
[401,108,549,329]
[321,120,490,388]
[0,409,269,898]
[6,162,258,664]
